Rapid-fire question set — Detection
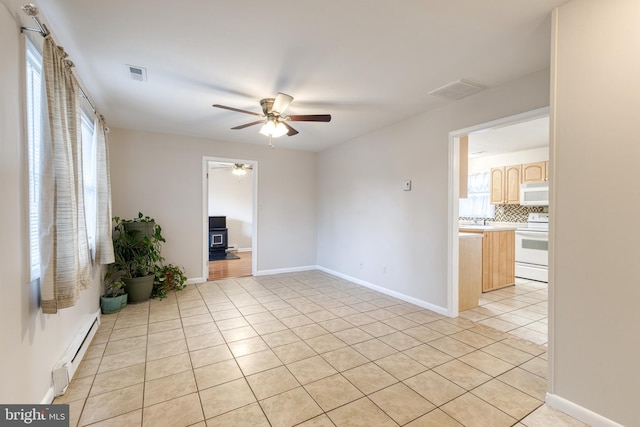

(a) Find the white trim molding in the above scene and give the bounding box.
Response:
[255,265,318,276]
[546,393,624,427]
[318,266,449,316]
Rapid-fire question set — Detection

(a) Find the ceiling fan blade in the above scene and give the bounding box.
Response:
[287,114,332,122]
[212,104,262,116]
[231,120,264,130]
[282,122,299,136]
[272,93,294,114]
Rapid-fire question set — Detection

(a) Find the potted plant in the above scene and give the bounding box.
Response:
[111,213,166,303]
[153,263,187,299]
[101,273,126,314]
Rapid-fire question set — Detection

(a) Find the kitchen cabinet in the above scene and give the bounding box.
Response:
[490,165,520,204]
[459,233,483,311]
[459,227,515,292]
[521,161,547,183]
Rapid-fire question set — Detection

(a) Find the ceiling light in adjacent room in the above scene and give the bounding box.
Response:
[232,164,247,176]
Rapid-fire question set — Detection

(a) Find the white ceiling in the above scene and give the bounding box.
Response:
[468,115,549,158]
[9,0,568,151]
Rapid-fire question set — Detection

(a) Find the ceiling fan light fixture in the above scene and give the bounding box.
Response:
[232,163,247,175]
[259,119,287,138]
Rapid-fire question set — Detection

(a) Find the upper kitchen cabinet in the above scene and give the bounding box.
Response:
[521,161,548,183]
[490,165,520,204]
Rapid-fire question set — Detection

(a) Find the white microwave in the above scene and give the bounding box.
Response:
[520,182,549,206]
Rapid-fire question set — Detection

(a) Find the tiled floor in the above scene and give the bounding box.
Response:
[56,272,588,427]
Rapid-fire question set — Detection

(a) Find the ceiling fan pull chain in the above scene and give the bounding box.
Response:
[269,134,275,149]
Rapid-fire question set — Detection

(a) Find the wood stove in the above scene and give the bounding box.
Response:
[209,216,228,260]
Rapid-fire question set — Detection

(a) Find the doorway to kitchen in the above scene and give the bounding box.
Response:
[448,107,550,320]
[202,156,258,280]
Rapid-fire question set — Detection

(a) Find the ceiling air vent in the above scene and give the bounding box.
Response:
[429,78,485,100]
[126,64,147,82]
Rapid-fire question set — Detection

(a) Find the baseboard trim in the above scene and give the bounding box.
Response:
[317,266,449,316]
[546,393,624,427]
[41,386,55,404]
[186,277,205,285]
[255,265,318,276]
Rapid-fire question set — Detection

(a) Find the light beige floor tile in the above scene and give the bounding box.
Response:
[79,383,143,426]
[194,358,243,390]
[183,322,219,338]
[321,347,369,372]
[216,316,250,331]
[403,311,441,324]
[404,370,465,406]
[333,327,375,345]
[520,404,590,427]
[84,341,107,361]
[468,325,508,341]
[281,314,315,328]
[181,313,214,328]
[424,320,465,335]
[54,375,94,403]
[403,326,445,343]
[358,321,398,337]
[405,408,463,427]
[227,336,269,357]
[342,362,397,394]
[305,333,347,353]
[220,325,258,342]
[441,392,516,427]
[211,308,242,321]
[458,350,514,377]
[235,348,283,375]
[479,317,520,332]
[501,337,546,356]
[261,329,300,348]
[327,397,397,427]
[90,364,145,397]
[472,379,542,419]
[520,356,548,379]
[304,374,363,411]
[382,316,420,330]
[142,392,203,427]
[109,325,147,341]
[498,367,547,400]
[449,330,496,349]
[148,319,182,335]
[98,348,146,374]
[292,323,330,340]
[343,312,377,327]
[428,336,477,358]
[186,331,225,352]
[259,387,323,427]
[295,414,336,427]
[433,359,492,390]
[74,357,101,379]
[287,355,338,384]
[146,328,184,347]
[246,366,300,400]
[375,352,428,380]
[351,338,397,360]
[252,319,289,335]
[146,338,188,362]
[482,342,535,365]
[378,331,422,351]
[403,344,453,369]
[199,378,256,419]
[190,343,233,368]
[509,327,548,345]
[86,409,141,427]
[206,402,270,427]
[272,341,317,364]
[143,370,197,407]
[369,382,435,425]
[145,352,192,381]
[271,306,302,319]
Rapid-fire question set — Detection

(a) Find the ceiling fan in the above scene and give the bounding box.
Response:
[213,92,331,146]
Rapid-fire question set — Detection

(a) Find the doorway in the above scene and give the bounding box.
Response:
[202,157,258,280]
[448,107,550,318]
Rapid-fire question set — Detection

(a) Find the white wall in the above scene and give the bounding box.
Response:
[468,146,549,174]
[317,69,550,311]
[208,166,253,250]
[0,3,103,404]
[549,1,640,425]
[108,128,317,279]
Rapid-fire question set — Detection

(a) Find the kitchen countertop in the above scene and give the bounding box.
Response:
[459,224,519,232]
[459,232,484,238]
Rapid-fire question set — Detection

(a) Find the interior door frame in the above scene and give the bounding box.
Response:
[202,156,258,280]
[447,106,549,317]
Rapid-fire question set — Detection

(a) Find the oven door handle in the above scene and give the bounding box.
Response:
[516,231,549,238]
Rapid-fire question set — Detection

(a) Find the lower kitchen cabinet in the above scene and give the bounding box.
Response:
[481,230,515,292]
[459,227,516,292]
[459,233,483,311]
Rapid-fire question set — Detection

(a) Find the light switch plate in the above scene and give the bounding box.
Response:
[403,180,411,191]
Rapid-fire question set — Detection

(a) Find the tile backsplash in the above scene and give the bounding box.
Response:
[461,204,545,224]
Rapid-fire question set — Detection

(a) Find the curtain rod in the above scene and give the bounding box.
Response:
[20,4,99,118]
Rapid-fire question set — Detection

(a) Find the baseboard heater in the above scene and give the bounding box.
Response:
[52,311,101,396]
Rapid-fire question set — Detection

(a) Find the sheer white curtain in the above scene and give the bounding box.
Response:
[93,115,114,265]
[459,172,495,218]
[40,36,92,314]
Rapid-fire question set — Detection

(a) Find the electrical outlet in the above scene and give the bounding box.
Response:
[403,180,411,191]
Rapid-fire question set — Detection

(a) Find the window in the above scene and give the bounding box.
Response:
[26,38,42,280]
[459,171,495,218]
[26,39,99,280]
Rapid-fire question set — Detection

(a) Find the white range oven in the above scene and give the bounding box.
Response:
[515,213,549,283]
